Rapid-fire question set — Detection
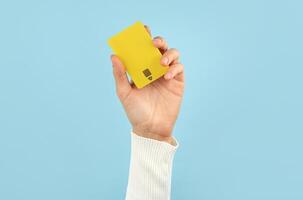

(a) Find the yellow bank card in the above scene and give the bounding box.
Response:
[107,21,168,89]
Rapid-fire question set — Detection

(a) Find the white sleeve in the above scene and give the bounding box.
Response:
[125,132,178,200]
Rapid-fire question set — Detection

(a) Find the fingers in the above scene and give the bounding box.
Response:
[144,24,168,53]
[160,48,180,66]
[164,63,184,80]
[152,36,169,53]
[111,55,132,99]
[137,24,184,82]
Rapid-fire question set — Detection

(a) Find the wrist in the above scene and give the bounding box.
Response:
[132,128,176,146]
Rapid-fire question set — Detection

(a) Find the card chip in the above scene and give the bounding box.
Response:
[143,68,152,80]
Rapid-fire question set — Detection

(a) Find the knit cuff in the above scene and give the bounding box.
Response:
[125,132,178,200]
[131,131,178,160]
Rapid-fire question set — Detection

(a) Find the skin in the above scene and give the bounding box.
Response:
[110,26,185,145]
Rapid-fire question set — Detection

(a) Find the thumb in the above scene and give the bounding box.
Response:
[111,55,132,99]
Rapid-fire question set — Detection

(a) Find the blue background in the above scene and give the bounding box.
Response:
[0,0,302,199]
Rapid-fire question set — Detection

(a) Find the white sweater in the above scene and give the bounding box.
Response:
[125,132,178,200]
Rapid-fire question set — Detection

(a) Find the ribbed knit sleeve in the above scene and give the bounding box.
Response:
[125,132,178,200]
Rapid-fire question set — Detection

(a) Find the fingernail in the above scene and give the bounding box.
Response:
[161,57,169,65]
[165,72,173,80]
[153,38,160,45]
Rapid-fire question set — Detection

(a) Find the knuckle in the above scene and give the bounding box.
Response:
[170,48,180,56]
[116,88,125,99]
[163,51,170,57]
[179,63,184,69]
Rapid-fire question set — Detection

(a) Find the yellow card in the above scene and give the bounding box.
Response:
[108,21,168,89]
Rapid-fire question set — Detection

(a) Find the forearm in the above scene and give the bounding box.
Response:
[125,132,178,200]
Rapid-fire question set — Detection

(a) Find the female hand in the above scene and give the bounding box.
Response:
[110,26,185,145]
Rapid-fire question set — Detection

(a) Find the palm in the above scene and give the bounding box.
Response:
[121,76,184,137]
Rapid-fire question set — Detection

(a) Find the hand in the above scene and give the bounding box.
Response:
[110,26,185,145]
